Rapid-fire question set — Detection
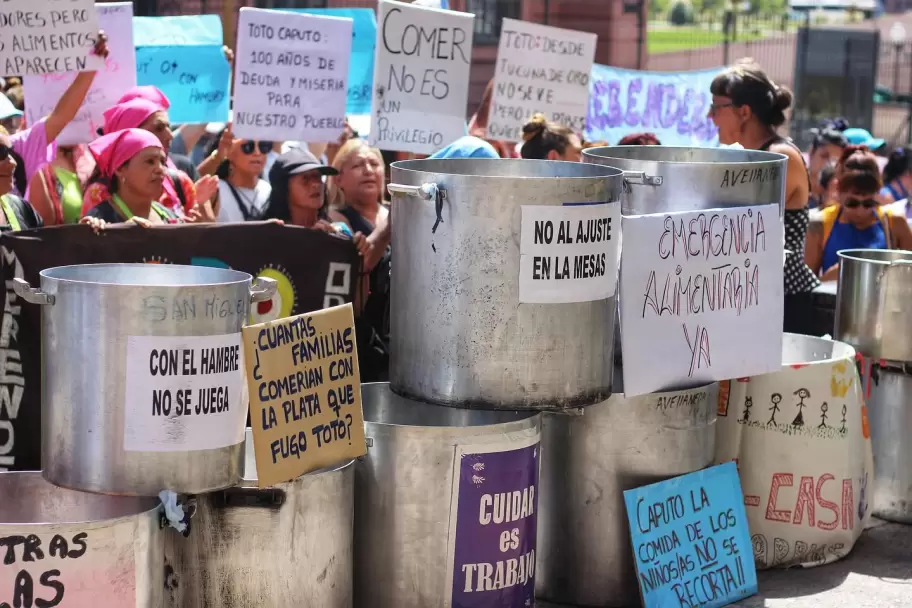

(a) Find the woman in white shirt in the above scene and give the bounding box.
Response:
[213,133,272,223]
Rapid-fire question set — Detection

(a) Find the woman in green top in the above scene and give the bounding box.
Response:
[28,145,94,225]
[0,126,43,231]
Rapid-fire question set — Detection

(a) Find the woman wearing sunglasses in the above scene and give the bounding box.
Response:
[806,145,912,280]
[0,127,43,231]
[211,128,272,223]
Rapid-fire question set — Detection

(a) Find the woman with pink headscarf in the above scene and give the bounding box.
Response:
[82,87,218,220]
[82,128,182,226]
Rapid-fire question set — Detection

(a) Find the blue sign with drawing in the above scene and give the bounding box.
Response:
[287,8,376,116]
[623,462,758,608]
[133,15,230,124]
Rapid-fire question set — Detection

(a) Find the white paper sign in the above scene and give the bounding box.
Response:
[488,19,596,143]
[519,202,621,304]
[620,204,784,397]
[123,333,247,452]
[1,0,104,77]
[233,8,352,143]
[370,0,474,154]
[22,3,136,145]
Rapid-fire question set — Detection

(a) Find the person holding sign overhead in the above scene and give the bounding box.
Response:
[0,126,44,231]
[708,59,819,334]
[519,113,582,162]
[806,146,912,280]
[82,128,182,226]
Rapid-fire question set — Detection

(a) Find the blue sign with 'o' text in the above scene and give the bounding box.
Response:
[623,462,758,608]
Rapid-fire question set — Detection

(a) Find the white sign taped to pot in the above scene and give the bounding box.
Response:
[123,333,247,452]
[619,204,784,397]
[370,0,474,154]
[233,7,352,143]
[518,202,621,303]
[487,19,596,143]
[23,2,136,145]
[1,0,104,77]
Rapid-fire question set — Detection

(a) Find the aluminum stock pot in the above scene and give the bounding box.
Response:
[13,263,276,496]
[836,249,912,362]
[582,145,788,215]
[387,158,623,410]
[536,382,718,607]
[0,472,162,607]
[164,429,354,607]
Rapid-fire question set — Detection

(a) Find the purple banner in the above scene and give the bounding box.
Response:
[450,442,539,608]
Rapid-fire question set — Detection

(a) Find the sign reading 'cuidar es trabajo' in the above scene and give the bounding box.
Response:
[624,462,758,608]
[619,203,784,397]
[243,303,366,487]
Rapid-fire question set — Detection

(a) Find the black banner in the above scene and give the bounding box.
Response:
[0,222,361,472]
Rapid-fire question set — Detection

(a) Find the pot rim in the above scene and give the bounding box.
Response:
[582,145,788,166]
[390,157,625,181]
[39,263,253,288]
[781,332,855,367]
[837,248,912,265]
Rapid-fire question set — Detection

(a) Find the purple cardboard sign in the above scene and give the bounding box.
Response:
[447,440,540,608]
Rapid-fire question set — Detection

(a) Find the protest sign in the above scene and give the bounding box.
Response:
[444,435,539,607]
[623,462,758,608]
[0,223,361,472]
[243,303,366,487]
[518,202,621,304]
[290,8,376,116]
[619,204,784,396]
[588,64,721,146]
[488,19,596,143]
[134,15,230,125]
[0,0,104,77]
[370,0,474,154]
[22,3,135,145]
[233,8,352,143]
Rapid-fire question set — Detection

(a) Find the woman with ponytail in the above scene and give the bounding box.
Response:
[806,145,912,280]
[708,58,819,333]
[519,113,582,161]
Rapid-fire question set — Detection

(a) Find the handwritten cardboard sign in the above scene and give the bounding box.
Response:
[623,462,758,608]
[242,303,366,487]
[290,8,376,116]
[488,19,596,143]
[134,15,230,125]
[519,202,621,304]
[587,64,721,147]
[22,2,135,145]
[233,8,352,143]
[619,204,784,397]
[1,0,104,77]
[370,0,474,154]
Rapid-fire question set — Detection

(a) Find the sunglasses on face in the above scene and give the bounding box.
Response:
[709,102,734,115]
[241,141,272,155]
[844,198,877,209]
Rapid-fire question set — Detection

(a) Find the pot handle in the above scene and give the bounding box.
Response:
[250,277,277,303]
[212,487,286,509]
[387,182,446,234]
[12,278,54,305]
[622,170,664,187]
[889,259,912,268]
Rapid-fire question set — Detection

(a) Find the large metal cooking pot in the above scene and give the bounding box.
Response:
[164,429,354,607]
[13,263,276,496]
[356,382,541,608]
[387,158,623,410]
[861,362,912,523]
[536,383,718,607]
[582,145,788,215]
[835,249,912,362]
[0,472,162,607]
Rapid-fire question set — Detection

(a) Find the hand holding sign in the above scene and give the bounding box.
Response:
[242,303,367,487]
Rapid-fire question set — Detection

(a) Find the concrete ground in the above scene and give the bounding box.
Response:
[538,519,912,608]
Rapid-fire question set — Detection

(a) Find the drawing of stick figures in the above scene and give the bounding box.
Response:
[840,404,848,433]
[741,396,753,423]
[768,393,782,425]
[792,388,810,427]
[818,402,829,429]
